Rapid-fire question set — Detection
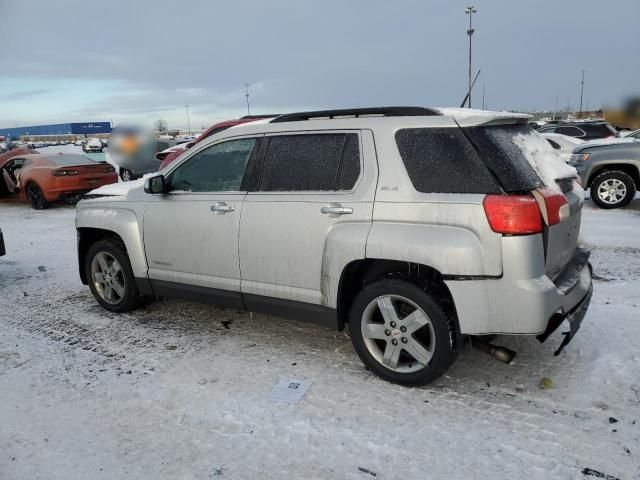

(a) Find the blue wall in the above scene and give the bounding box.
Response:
[0,122,111,139]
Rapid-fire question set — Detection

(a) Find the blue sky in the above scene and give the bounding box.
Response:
[0,0,638,130]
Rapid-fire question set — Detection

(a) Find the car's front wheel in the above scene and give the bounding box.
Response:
[348,279,457,386]
[85,238,142,312]
[591,170,636,209]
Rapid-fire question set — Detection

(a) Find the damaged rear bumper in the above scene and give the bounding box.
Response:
[536,280,593,356]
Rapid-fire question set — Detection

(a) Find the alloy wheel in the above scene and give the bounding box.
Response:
[597,178,627,205]
[361,294,436,373]
[27,184,44,209]
[90,251,126,305]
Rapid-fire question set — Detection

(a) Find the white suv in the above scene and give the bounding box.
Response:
[76,107,592,385]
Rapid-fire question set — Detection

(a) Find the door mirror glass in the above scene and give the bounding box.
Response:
[144,174,166,194]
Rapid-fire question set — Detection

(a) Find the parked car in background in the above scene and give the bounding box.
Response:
[0,152,116,209]
[83,138,104,153]
[619,128,640,139]
[538,121,619,140]
[570,139,640,209]
[158,115,276,170]
[541,133,583,162]
[117,137,188,181]
[0,142,7,153]
[74,140,84,146]
[77,107,591,386]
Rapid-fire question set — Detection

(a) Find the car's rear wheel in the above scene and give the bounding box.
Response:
[348,279,457,386]
[85,238,142,312]
[26,183,48,210]
[591,170,636,209]
[120,168,133,182]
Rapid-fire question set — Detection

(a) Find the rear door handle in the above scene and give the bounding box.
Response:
[211,202,235,214]
[321,205,353,216]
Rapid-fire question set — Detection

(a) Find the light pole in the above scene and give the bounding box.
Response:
[578,68,585,119]
[244,83,251,116]
[465,6,477,108]
[185,104,191,135]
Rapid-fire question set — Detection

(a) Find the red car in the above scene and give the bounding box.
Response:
[158,115,275,170]
[0,152,117,209]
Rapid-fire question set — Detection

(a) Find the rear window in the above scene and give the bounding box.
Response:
[395,128,501,194]
[581,123,617,137]
[49,154,95,166]
[462,125,544,192]
[258,133,360,191]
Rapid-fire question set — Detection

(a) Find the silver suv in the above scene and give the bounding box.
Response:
[76,107,593,385]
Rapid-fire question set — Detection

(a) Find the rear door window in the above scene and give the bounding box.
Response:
[257,133,360,191]
[581,124,617,138]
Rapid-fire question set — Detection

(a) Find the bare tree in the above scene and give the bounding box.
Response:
[155,119,168,132]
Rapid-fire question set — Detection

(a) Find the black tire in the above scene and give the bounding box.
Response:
[590,170,636,209]
[348,279,458,386]
[120,169,134,182]
[26,183,48,210]
[85,238,143,312]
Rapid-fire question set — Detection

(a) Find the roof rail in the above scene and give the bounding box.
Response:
[240,114,280,119]
[270,106,441,123]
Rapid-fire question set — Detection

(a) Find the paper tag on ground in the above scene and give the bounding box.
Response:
[267,378,312,404]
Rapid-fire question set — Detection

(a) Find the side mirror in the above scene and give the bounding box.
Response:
[144,174,167,194]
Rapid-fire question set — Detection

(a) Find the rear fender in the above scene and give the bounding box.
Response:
[365,222,501,277]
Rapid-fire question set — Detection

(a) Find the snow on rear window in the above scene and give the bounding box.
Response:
[511,129,577,190]
[464,125,575,192]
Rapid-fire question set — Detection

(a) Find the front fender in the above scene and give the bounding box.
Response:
[75,203,147,278]
[584,159,640,185]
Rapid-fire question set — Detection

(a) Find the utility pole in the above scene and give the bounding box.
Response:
[244,83,251,116]
[465,6,477,108]
[482,84,486,110]
[185,104,191,135]
[579,68,585,119]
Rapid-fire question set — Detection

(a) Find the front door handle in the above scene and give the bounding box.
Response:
[321,204,353,217]
[211,202,235,214]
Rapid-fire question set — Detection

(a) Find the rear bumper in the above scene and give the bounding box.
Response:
[445,235,593,337]
[536,282,593,355]
[45,175,118,201]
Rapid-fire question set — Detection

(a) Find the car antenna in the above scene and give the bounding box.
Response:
[459,69,481,108]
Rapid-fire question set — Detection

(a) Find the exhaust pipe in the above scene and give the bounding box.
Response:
[471,337,517,364]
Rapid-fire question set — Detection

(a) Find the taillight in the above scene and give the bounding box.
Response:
[483,195,543,235]
[52,169,78,176]
[534,188,569,225]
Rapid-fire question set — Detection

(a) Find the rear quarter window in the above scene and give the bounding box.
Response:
[395,128,501,194]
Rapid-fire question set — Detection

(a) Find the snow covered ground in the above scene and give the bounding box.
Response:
[1,194,639,480]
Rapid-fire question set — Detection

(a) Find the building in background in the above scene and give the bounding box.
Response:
[0,122,112,141]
